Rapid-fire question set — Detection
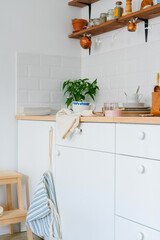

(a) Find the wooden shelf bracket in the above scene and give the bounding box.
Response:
[78,1,92,55]
[78,2,91,20]
[138,17,149,42]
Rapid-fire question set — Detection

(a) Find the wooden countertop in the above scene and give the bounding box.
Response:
[16,115,160,124]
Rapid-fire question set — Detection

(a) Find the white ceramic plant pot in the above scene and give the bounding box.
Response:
[72,101,95,113]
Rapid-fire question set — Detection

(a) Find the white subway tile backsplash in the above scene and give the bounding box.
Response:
[17,65,28,77]
[29,65,50,78]
[82,40,160,108]
[40,80,61,91]
[29,91,50,103]
[17,40,158,110]
[17,53,40,65]
[110,75,126,89]
[51,67,75,80]
[17,53,81,108]
[51,92,63,103]
[62,56,81,68]
[17,77,39,90]
[17,91,28,105]
[40,55,62,66]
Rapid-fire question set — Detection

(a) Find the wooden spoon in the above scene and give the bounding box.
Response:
[154,73,160,92]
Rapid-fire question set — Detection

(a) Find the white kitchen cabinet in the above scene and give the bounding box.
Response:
[115,216,160,240]
[116,123,160,160]
[55,146,114,240]
[56,123,115,153]
[18,120,56,210]
[116,154,160,231]
[17,120,160,239]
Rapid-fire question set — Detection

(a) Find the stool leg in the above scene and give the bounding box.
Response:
[17,178,24,210]
[26,225,33,240]
[6,184,14,234]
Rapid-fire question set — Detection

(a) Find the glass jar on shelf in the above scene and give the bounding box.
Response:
[114,1,123,19]
[93,18,100,26]
[107,9,114,21]
[100,13,107,24]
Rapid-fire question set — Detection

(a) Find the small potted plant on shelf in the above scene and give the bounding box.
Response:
[62,78,99,113]
[72,18,88,32]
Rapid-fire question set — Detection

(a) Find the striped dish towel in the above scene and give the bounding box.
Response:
[26,171,62,240]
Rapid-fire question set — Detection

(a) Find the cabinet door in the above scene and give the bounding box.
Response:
[18,120,56,208]
[116,155,160,231]
[56,146,114,240]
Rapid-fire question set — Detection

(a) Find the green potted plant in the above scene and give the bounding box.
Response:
[62,78,99,113]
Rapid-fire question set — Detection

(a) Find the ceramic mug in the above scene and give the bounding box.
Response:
[72,101,95,113]
[126,93,143,103]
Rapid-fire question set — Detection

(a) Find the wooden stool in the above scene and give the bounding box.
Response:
[0,170,27,235]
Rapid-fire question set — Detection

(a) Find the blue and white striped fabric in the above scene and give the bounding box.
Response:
[26,171,62,240]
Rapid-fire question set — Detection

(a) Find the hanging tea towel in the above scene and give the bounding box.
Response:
[26,127,62,240]
[56,108,94,139]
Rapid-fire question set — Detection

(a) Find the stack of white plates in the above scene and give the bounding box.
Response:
[17,107,58,116]
[123,102,150,110]
[123,102,144,108]
[122,103,151,116]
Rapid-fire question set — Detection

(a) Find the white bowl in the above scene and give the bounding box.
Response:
[143,5,152,9]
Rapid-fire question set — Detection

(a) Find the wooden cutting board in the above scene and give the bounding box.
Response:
[122,110,151,116]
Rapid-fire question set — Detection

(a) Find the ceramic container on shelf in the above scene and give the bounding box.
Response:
[72,19,88,32]
[71,101,95,113]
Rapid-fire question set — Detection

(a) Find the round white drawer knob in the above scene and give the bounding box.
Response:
[138,131,145,140]
[137,165,145,174]
[56,150,60,156]
[137,232,144,240]
[75,128,82,134]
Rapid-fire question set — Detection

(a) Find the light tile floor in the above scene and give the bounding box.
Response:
[0,232,42,240]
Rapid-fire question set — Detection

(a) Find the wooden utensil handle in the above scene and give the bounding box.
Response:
[157,73,159,86]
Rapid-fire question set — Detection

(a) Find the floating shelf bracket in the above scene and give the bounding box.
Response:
[138,17,149,42]
[77,2,91,20]
[78,1,92,55]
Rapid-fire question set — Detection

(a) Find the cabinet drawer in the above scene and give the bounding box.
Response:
[115,216,160,240]
[56,123,115,153]
[116,155,160,231]
[116,124,160,160]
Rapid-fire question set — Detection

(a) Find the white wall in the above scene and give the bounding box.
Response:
[81,0,160,110]
[0,0,80,235]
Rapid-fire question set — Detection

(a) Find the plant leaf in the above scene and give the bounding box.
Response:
[66,97,73,108]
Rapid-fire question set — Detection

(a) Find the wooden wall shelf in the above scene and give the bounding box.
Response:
[68,0,99,8]
[69,4,160,39]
